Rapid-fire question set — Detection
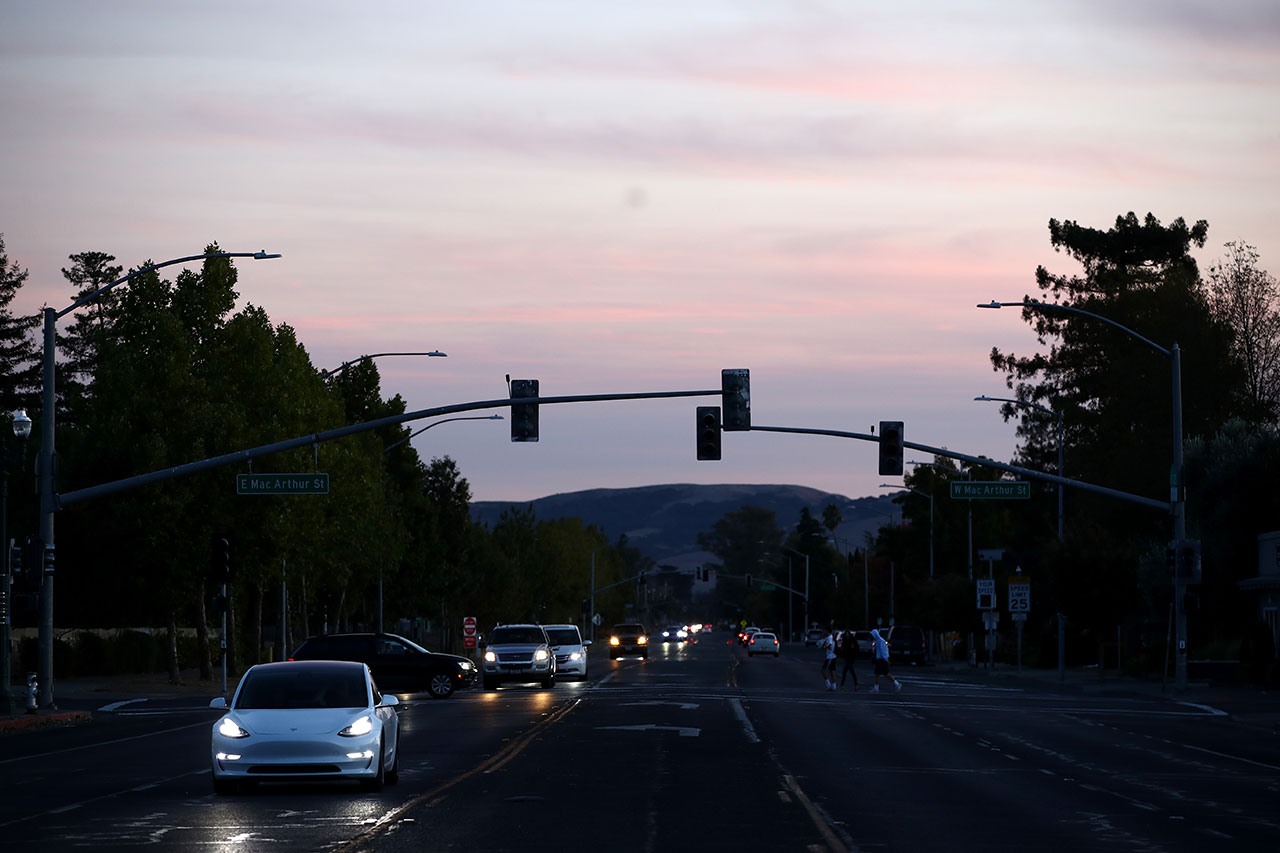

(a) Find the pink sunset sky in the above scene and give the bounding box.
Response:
[2,1,1277,504]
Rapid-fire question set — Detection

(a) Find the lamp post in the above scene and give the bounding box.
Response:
[979,299,1186,688]
[778,544,810,635]
[321,351,447,380]
[878,483,934,578]
[975,394,1064,542]
[589,546,607,644]
[376,415,501,632]
[2,409,32,715]
[37,251,280,708]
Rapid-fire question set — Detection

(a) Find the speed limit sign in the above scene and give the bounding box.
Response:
[1008,581,1030,613]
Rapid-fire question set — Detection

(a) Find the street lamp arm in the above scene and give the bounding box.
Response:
[973,394,1059,418]
[58,251,281,320]
[323,351,448,380]
[977,300,1170,357]
[383,414,502,452]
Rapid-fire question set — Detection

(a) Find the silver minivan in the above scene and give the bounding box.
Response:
[543,623,591,681]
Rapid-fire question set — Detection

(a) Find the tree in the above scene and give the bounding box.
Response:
[0,234,40,413]
[1206,241,1280,424]
[57,251,123,424]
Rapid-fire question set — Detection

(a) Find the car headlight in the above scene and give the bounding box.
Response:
[484,650,497,662]
[534,648,549,661]
[457,660,474,671]
[610,636,620,646]
[569,652,582,661]
[637,636,647,644]
[339,715,374,737]
[217,717,250,739]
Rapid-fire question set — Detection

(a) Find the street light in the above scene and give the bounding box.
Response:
[979,298,1187,687]
[878,482,934,578]
[1,409,32,715]
[975,395,1064,542]
[777,544,810,635]
[375,414,502,632]
[321,351,447,380]
[383,415,503,453]
[37,251,280,708]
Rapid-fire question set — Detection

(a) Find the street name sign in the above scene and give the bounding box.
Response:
[760,583,777,591]
[951,481,1030,500]
[236,473,330,495]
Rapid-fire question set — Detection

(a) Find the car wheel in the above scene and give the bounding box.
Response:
[212,777,238,796]
[361,739,386,792]
[428,673,455,699]
[483,676,498,690]
[773,652,780,657]
[386,746,400,785]
[541,675,555,689]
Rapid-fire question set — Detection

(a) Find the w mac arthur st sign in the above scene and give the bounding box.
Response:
[237,473,330,495]
[950,480,1030,500]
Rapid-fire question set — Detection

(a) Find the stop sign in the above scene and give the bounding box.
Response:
[463,616,477,636]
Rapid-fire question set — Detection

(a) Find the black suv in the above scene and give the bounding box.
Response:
[289,632,477,698]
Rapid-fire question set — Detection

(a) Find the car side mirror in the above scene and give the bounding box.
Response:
[583,640,592,646]
[380,694,399,707]
[209,697,228,709]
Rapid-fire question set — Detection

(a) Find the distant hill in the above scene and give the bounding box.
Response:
[470,483,901,567]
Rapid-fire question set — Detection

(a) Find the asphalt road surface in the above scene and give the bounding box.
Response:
[1,632,1277,852]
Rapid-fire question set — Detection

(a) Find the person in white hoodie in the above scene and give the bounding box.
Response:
[869,628,902,693]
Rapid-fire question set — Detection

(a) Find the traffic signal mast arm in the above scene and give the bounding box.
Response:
[57,387,721,509]
[748,424,1171,513]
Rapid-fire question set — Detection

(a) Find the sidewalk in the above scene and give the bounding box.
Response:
[1,669,230,735]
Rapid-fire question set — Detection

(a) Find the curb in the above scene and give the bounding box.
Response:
[0,710,93,735]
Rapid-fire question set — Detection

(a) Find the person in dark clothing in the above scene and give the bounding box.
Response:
[837,630,859,690]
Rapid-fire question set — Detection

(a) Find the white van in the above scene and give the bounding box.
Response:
[543,623,591,680]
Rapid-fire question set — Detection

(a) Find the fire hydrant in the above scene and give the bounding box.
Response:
[25,673,38,714]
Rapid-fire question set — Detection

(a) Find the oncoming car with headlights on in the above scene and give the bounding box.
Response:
[609,623,649,659]
[209,660,400,794]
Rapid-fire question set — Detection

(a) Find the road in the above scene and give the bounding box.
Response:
[1,632,1277,851]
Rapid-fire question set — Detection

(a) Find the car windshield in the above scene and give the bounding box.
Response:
[614,625,644,634]
[489,627,546,645]
[545,628,581,645]
[235,665,368,710]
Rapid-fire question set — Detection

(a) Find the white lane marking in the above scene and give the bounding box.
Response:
[0,720,211,765]
[1176,701,1227,716]
[1180,742,1280,771]
[0,767,210,828]
[99,698,148,712]
[729,698,759,743]
[619,701,699,710]
[595,724,700,737]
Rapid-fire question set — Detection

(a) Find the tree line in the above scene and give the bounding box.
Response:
[0,236,650,681]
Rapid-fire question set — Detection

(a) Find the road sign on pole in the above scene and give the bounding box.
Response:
[951,481,1030,500]
[1008,581,1030,613]
[977,578,996,610]
[463,616,477,649]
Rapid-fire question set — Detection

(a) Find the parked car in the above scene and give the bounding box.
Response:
[289,632,477,698]
[609,623,649,659]
[747,632,780,657]
[482,624,557,689]
[544,623,591,681]
[885,624,928,665]
[209,659,400,794]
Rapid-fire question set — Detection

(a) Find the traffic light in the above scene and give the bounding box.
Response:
[721,369,750,431]
[878,421,904,476]
[696,406,722,461]
[8,544,20,577]
[1174,539,1202,584]
[510,379,539,442]
[21,537,44,591]
[212,537,232,585]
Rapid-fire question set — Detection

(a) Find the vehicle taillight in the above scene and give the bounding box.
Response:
[749,637,755,644]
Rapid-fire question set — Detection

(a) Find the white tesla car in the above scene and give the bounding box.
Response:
[210,659,400,794]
